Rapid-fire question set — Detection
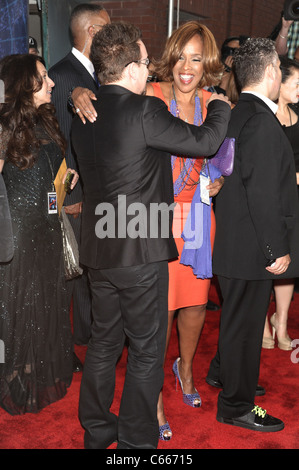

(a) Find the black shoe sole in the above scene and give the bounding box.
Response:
[216,415,284,432]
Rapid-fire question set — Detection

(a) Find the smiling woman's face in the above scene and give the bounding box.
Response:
[33,61,55,108]
[172,34,204,93]
[281,68,299,104]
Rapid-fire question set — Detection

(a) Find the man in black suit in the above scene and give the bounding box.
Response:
[207,38,299,432]
[49,4,111,356]
[71,22,231,449]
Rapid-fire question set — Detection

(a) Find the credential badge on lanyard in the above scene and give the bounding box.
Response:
[200,159,210,206]
[45,150,58,214]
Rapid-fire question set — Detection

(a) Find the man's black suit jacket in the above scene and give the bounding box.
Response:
[49,52,99,206]
[213,92,299,280]
[71,84,231,270]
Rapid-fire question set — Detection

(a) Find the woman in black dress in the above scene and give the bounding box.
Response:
[0,54,78,415]
[263,56,299,351]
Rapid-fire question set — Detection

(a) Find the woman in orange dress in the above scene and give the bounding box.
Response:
[146,21,225,440]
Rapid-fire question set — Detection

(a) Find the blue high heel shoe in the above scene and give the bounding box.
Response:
[172,358,201,408]
[159,422,172,441]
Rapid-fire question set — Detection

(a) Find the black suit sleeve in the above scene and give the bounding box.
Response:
[142,97,231,158]
[49,67,75,147]
[49,63,83,205]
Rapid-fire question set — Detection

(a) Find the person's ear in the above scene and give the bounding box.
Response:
[88,25,96,38]
[266,63,276,81]
[125,62,138,81]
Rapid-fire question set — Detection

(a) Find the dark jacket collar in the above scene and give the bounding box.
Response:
[239,92,277,113]
[238,92,281,128]
[66,52,99,91]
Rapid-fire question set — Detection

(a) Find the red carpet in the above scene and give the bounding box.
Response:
[1,282,299,450]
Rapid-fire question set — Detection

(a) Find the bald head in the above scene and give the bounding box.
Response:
[70,3,110,55]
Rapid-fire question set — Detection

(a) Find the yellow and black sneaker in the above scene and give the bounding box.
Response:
[216,405,284,432]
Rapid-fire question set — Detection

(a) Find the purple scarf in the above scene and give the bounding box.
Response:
[180,163,221,279]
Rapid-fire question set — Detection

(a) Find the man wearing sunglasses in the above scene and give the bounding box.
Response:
[72,21,231,450]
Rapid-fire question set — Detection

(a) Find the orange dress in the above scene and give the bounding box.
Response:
[151,82,216,310]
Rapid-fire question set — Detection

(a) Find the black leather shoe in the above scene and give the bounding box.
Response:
[217,406,284,432]
[73,352,83,372]
[206,377,265,396]
[206,300,221,311]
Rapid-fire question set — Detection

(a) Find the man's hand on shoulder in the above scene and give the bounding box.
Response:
[72,87,97,124]
[207,93,231,108]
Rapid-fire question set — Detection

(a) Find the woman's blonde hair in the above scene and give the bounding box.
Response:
[154,21,224,88]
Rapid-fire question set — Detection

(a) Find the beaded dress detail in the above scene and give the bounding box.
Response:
[170,87,203,196]
[0,126,73,415]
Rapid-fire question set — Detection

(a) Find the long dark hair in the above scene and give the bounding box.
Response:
[0,54,66,169]
[279,54,299,84]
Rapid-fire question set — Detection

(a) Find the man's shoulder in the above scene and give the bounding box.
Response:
[125,93,168,124]
[100,86,167,111]
[234,94,274,117]
[135,93,166,106]
[231,95,273,123]
[138,93,168,113]
[48,52,78,75]
[228,97,276,140]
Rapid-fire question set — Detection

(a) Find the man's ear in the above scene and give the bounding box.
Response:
[125,62,137,81]
[266,63,275,81]
[88,25,96,38]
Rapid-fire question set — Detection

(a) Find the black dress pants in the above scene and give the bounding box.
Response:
[208,276,272,419]
[79,261,169,449]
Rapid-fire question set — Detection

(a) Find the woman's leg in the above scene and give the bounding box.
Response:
[176,304,206,396]
[271,279,294,341]
[157,309,176,435]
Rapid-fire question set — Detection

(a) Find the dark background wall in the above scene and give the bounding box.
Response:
[99,0,285,60]
[28,0,286,68]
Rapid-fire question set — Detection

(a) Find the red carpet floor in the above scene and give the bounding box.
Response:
[1,283,299,450]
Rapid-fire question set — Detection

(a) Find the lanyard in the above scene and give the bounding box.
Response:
[44,148,57,214]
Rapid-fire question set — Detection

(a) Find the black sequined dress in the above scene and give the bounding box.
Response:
[0,134,73,415]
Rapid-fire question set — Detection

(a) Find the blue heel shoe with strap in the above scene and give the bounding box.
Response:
[159,422,172,441]
[172,358,201,408]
